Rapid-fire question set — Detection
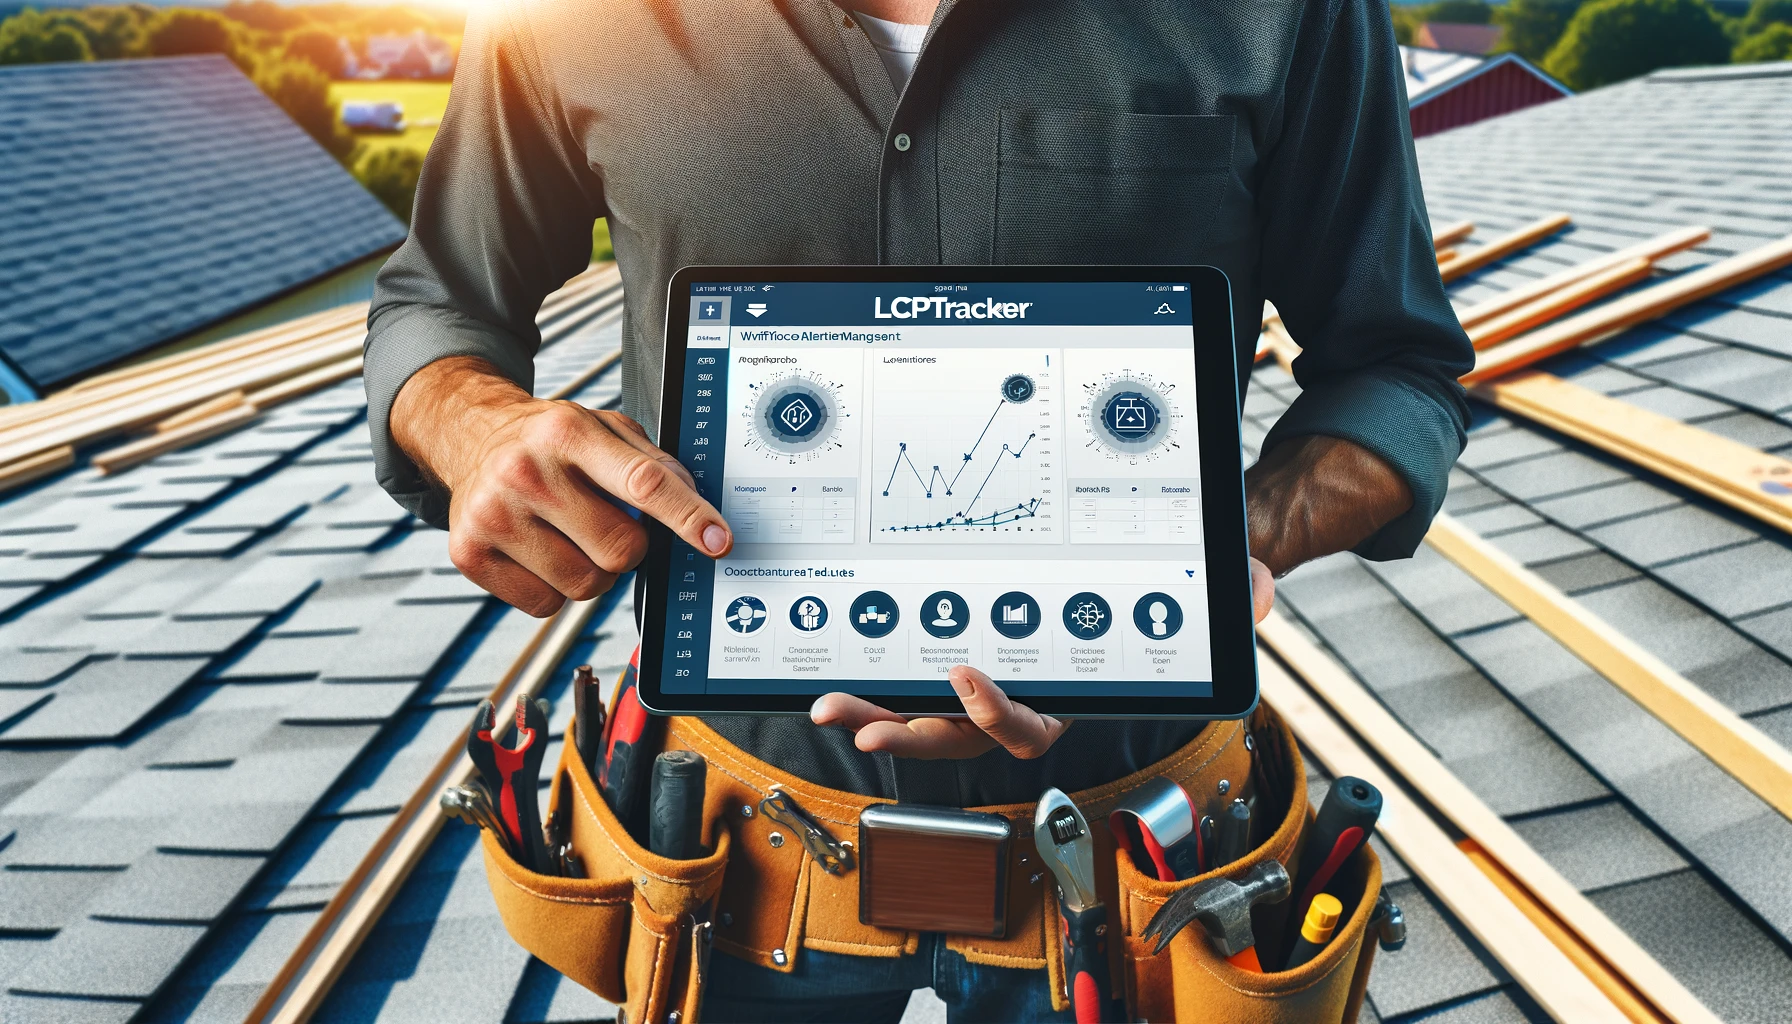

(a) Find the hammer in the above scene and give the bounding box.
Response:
[1141,859,1291,967]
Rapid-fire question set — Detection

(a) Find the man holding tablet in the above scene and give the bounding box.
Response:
[368,0,1471,1016]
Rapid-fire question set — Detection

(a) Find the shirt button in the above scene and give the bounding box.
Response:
[893,133,911,152]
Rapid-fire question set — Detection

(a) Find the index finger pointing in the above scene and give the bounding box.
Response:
[558,414,733,557]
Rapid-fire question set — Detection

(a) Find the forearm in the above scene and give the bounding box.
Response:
[1245,434,1413,577]
[391,355,542,495]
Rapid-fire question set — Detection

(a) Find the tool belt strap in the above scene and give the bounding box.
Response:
[665,714,1259,972]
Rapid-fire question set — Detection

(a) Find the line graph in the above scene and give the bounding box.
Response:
[870,351,1058,542]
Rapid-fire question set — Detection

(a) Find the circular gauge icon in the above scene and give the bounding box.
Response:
[1132,593,1184,640]
[1081,372,1181,462]
[1062,592,1113,641]
[744,371,847,460]
[722,595,768,635]
[1002,373,1036,404]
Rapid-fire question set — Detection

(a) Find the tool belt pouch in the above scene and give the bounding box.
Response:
[1113,707,1383,1024]
[480,714,727,1024]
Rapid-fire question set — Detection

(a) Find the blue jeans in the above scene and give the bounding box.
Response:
[702,935,1075,1023]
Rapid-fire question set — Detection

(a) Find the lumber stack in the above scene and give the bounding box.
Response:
[0,263,621,492]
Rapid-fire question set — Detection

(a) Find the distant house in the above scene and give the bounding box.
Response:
[0,56,407,392]
[1401,45,1571,138]
[361,31,454,80]
[1415,21,1503,55]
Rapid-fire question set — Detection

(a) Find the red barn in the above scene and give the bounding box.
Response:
[1402,45,1571,138]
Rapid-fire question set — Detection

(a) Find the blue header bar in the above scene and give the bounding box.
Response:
[690,280,1194,327]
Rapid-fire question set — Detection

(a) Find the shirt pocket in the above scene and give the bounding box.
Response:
[994,108,1236,264]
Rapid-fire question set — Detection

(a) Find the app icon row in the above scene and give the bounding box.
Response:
[721,591,1184,641]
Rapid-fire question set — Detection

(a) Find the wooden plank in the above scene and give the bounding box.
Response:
[1256,651,1631,1024]
[1425,512,1792,822]
[95,403,261,475]
[1467,258,1653,350]
[253,597,598,1024]
[1258,611,1720,1024]
[1466,233,1792,383]
[0,445,74,495]
[246,356,364,411]
[1433,219,1475,250]
[1438,213,1573,282]
[1455,227,1709,329]
[1435,247,1458,264]
[1477,371,1792,534]
[57,302,363,396]
[157,391,247,432]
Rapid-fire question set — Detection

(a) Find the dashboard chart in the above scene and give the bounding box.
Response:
[870,350,1058,542]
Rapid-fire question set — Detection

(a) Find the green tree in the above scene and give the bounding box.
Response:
[223,0,307,33]
[355,146,423,222]
[1742,0,1792,31]
[1545,0,1732,88]
[147,8,254,73]
[1391,5,1421,43]
[1735,19,1792,56]
[0,10,92,63]
[1496,0,1583,59]
[256,58,358,163]
[283,26,347,78]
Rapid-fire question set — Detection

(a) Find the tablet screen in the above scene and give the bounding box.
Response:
[648,270,1253,715]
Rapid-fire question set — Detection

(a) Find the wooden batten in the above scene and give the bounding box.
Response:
[1466,257,1654,350]
[247,356,364,411]
[1438,213,1573,282]
[0,445,75,495]
[1425,513,1792,824]
[157,391,247,432]
[1259,612,1720,1024]
[1467,233,1792,383]
[1435,247,1458,264]
[1454,227,1709,329]
[95,403,261,475]
[1433,219,1475,249]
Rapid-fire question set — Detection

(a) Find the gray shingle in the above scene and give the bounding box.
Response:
[243,815,390,912]
[1528,479,1682,529]
[1528,551,1640,594]
[280,680,420,725]
[0,867,117,932]
[1508,801,1688,893]
[1737,604,1792,660]
[0,56,405,388]
[1363,879,1509,1019]
[1654,539,1792,618]
[1482,522,1596,566]
[1586,504,1760,566]
[122,617,264,659]
[1475,450,1636,502]
[1591,871,1792,1023]
[1356,548,1523,636]
[0,658,209,742]
[214,634,350,682]
[318,601,485,681]
[0,993,141,1024]
[85,851,264,924]
[5,918,206,999]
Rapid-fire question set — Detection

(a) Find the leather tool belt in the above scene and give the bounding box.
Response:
[479,671,1386,1024]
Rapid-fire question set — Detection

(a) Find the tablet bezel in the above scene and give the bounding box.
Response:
[638,265,1258,719]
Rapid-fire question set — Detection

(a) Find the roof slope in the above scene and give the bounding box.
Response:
[0,56,406,390]
[0,277,623,1023]
[1253,64,1792,1021]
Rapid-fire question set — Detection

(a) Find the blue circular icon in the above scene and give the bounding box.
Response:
[1132,593,1183,640]
[1062,592,1113,640]
[1102,391,1160,441]
[849,591,900,639]
[1002,374,1036,404]
[921,591,969,639]
[789,595,828,632]
[722,595,767,635]
[990,591,1042,640]
[766,388,825,442]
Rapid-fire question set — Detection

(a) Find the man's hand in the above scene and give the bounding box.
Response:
[392,356,732,616]
[1244,434,1412,576]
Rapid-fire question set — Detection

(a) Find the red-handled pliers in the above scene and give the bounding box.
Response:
[467,695,549,873]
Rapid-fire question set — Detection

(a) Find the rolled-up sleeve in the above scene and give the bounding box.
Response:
[364,0,603,528]
[1255,0,1474,560]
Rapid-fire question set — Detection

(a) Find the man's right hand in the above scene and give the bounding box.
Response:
[391,356,733,616]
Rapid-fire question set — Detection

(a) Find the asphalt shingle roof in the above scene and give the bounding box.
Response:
[0,56,406,390]
[1262,61,1792,1022]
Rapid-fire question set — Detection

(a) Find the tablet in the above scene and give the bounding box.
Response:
[638,266,1257,719]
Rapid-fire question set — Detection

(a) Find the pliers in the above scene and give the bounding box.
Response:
[467,695,549,873]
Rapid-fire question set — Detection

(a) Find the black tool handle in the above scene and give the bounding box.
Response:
[571,665,603,778]
[1062,902,1114,1024]
[1283,776,1381,966]
[649,750,708,859]
[1216,798,1251,867]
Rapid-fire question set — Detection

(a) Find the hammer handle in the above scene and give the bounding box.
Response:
[1062,902,1115,1023]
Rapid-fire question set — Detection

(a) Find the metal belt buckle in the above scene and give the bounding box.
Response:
[857,803,1013,938]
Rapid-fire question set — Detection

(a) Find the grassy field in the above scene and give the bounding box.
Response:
[330,80,452,158]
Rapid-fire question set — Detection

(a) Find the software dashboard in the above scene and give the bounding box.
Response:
[660,278,1217,699]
